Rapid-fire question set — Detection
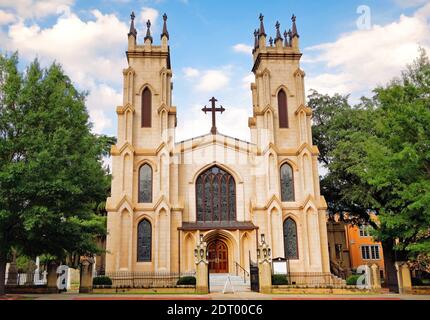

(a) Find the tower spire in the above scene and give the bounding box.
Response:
[275,21,283,42]
[161,13,169,39]
[254,29,259,50]
[292,14,299,38]
[283,30,288,46]
[144,19,153,43]
[288,29,292,46]
[258,13,266,37]
[128,11,137,37]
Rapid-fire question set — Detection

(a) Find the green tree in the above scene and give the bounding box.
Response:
[0,54,114,295]
[310,49,430,291]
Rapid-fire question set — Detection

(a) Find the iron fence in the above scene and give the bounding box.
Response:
[286,273,335,286]
[95,271,196,288]
[4,272,47,286]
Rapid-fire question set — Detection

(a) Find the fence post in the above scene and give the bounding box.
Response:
[370,264,382,291]
[47,261,59,293]
[395,262,412,295]
[257,234,272,294]
[6,261,18,286]
[79,256,95,294]
[195,235,209,294]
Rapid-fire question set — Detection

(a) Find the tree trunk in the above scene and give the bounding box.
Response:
[0,251,6,296]
[382,238,399,293]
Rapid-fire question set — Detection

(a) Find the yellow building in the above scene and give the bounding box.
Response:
[105,13,333,281]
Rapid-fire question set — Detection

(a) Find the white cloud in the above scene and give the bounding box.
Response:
[3,9,128,134]
[139,7,159,34]
[86,83,122,134]
[304,3,430,98]
[183,67,200,78]
[196,70,230,92]
[0,10,15,25]
[232,43,253,56]
[0,0,74,19]
[241,73,254,89]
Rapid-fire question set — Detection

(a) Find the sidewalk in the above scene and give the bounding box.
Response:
[3,292,430,300]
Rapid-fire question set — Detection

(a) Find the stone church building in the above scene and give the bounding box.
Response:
[105,13,331,276]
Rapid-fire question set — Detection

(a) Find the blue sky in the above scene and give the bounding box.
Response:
[0,0,429,141]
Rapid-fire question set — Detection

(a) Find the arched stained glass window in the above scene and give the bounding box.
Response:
[283,218,298,259]
[280,163,295,202]
[137,219,152,262]
[278,89,288,128]
[139,164,152,203]
[196,166,236,222]
[142,87,152,127]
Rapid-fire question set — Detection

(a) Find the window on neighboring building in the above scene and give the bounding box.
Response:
[278,89,289,128]
[361,245,380,260]
[359,225,371,237]
[137,219,152,262]
[196,166,236,222]
[335,244,342,260]
[139,164,152,203]
[280,163,295,202]
[283,218,298,259]
[142,87,152,127]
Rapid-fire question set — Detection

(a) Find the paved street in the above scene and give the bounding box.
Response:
[2,292,430,300]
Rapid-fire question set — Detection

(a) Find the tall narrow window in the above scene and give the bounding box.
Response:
[278,89,288,128]
[137,219,152,262]
[139,164,152,203]
[283,218,298,259]
[142,87,152,127]
[280,163,295,202]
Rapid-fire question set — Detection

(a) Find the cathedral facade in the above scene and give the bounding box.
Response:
[105,13,331,276]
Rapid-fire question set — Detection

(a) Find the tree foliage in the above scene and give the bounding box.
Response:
[0,53,115,294]
[310,48,430,270]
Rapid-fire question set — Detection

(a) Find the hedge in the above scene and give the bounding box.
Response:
[177,276,196,285]
[272,274,289,285]
[93,276,113,286]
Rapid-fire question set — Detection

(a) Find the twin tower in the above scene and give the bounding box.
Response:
[105,12,331,279]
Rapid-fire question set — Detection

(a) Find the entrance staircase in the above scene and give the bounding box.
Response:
[209,274,251,293]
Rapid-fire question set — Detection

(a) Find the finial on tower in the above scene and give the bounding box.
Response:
[283,30,288,46]
[275,21,283,42]
[144,19,153,43]
[291,14,299,38]
[269,36,273,46]
[288,29,293,46]
[128,11,137,37]
[161,13,169,40]
[253,29,259,49]
[258,13,266,37]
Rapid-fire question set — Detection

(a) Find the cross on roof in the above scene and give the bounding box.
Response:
[201,97,226,135]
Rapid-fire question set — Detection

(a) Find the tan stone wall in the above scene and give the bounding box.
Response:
[106,24,330,276]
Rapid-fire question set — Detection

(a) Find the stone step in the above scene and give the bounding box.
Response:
[209,274,251,292]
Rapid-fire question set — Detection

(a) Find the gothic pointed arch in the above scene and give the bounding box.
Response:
[278,89,289,128]
[138,163,153,203]
[283,217,299,260]
[195,166,236,222]
[137,218,152,262]
[280,162,295,202]
[141,87,152,127]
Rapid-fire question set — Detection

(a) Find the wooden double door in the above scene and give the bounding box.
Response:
[208,240,228,273]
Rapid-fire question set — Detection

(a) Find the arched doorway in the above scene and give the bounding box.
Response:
[208,240,228,273]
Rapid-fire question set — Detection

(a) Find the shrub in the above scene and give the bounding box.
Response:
[346,275,361,286]
[177,276,196,285]
[412,278,423,286]
[93,276,112,286]
[272,274,289,285]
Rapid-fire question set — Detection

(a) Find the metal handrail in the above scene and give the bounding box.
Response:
[234,261,250,283]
